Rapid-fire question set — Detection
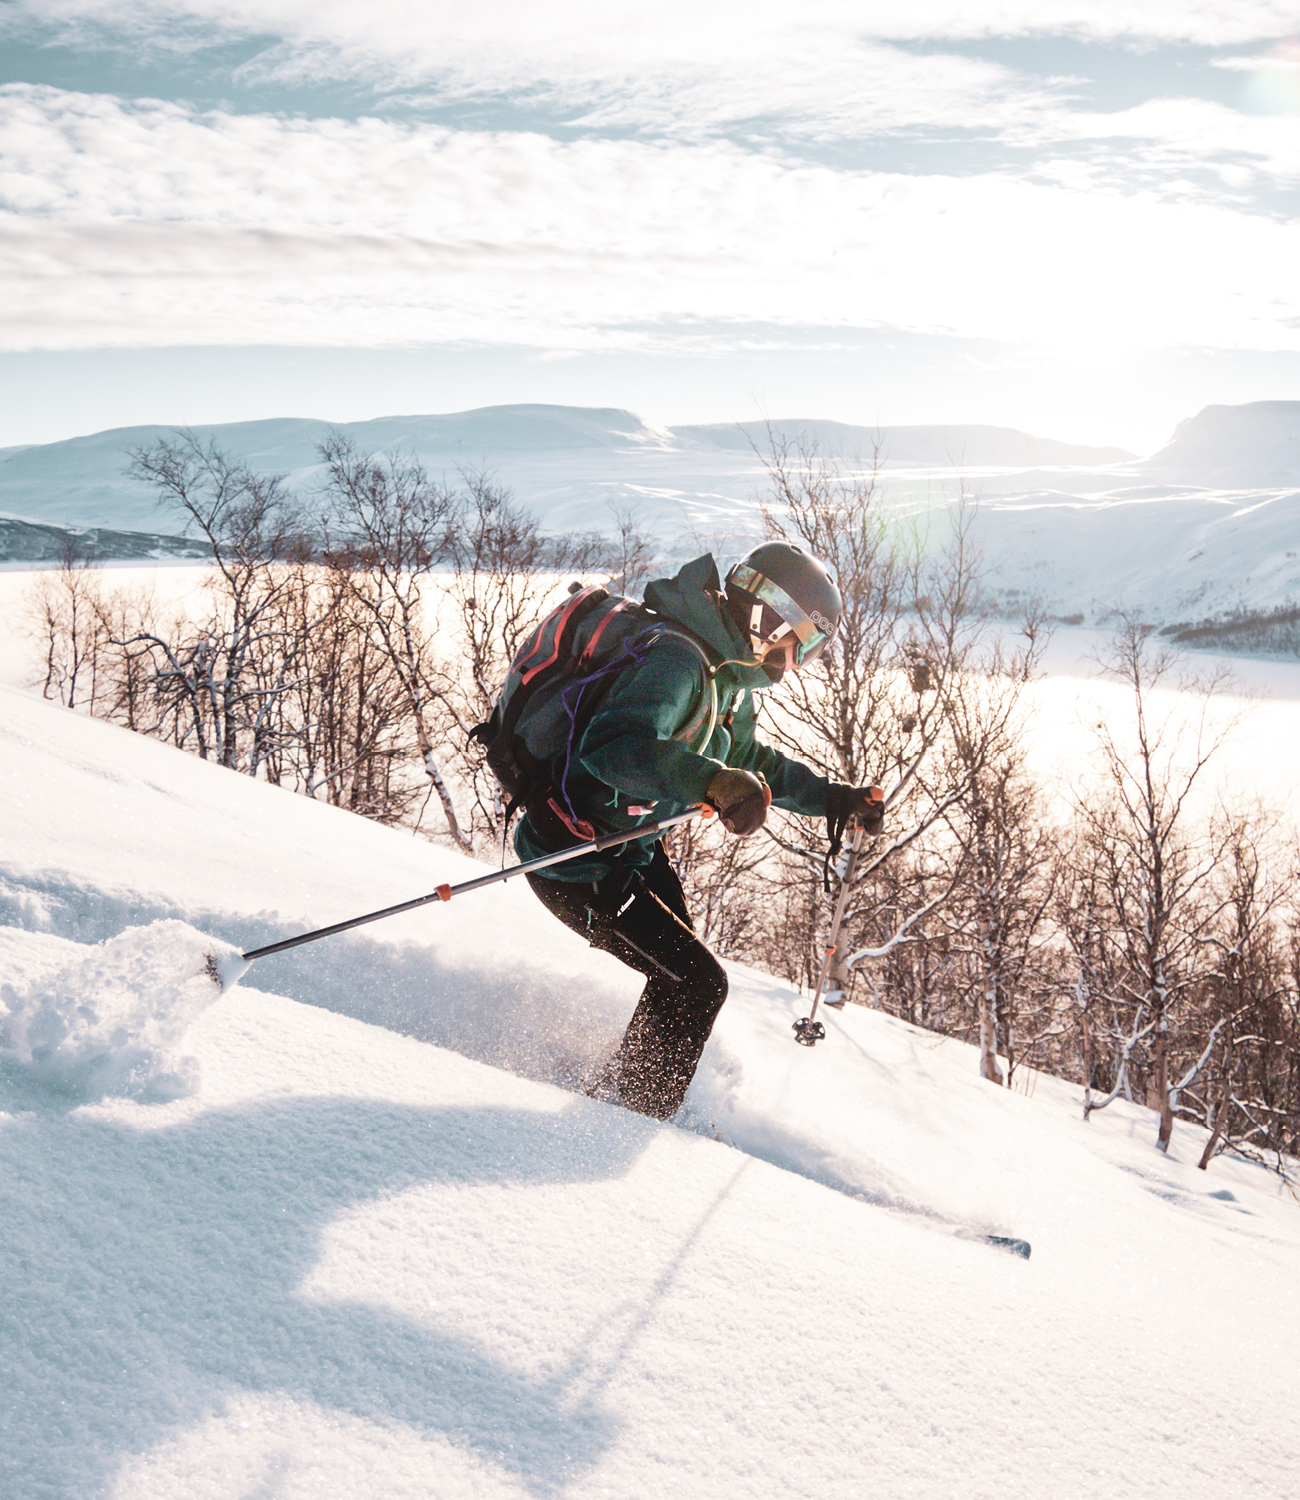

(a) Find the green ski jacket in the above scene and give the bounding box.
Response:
[515,553,835,882]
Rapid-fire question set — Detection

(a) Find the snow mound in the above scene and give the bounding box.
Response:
[0,919,237,1101]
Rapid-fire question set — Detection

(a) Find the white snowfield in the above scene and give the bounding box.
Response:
[2,682,1299,1500]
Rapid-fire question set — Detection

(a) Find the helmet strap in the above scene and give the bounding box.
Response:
[749,602,766,655]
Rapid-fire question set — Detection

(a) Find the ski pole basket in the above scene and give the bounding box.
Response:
[794,810,877,1047]
[792,1017,826,1047]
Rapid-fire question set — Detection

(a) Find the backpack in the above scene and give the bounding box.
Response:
[470,585,718,828]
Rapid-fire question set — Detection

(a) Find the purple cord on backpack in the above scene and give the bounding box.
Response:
[555,626,669,826]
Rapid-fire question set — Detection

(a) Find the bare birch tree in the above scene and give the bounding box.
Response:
[1188,810,1295,1172]
[316,435,471,847]
[26,544,107,712]
[1080,619,1241,1151]
[123,432,314,774]
[439,472,566,844]
[941,697,1056,1086]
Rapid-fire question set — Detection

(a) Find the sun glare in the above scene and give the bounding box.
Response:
[1243,38,1300,115]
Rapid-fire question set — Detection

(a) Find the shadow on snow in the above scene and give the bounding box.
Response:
[0,1083,661,1499]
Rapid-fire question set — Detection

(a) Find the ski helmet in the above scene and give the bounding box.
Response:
[723,541,842,670]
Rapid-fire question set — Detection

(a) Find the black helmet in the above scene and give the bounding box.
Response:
[723,541,842,670]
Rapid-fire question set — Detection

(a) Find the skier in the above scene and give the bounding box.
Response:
[519,542,884,1120]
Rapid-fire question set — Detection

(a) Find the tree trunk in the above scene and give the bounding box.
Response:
[977,914,1004,1085]
[978,983,1004,1085]
[1153,1022,1174,1152]
[1197,1043,1235,1171]
[419,739,471,850]
[405,687,472,850]
[1197,1090,1232,1171]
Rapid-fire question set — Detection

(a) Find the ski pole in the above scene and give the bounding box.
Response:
[236,804,714,965]
[793,793,882,1046]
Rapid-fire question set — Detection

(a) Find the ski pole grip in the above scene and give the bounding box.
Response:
[844,784,886,833]
[436,884,452,903]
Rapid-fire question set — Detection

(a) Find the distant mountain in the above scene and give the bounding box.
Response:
[0,404,1135,541]
[973,487,1300,633]
[0,408,672,536]
[5,402,1300,641]
[1140,401,1300,488]
[962,402,1300,630]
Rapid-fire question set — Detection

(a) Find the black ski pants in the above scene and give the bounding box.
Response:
[526,842,728,1120]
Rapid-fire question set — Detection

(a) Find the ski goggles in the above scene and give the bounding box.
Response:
[729,563,834,665]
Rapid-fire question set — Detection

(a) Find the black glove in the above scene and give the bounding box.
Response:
[826,783,885,837]
[822,782,885,890]
[706,767,771,836]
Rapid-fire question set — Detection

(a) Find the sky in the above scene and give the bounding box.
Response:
[2,3,1300,453]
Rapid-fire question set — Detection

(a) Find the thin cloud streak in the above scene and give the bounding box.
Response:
[12,0,1300,59]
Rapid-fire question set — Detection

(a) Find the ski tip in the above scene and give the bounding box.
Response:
[984,1235,1032,1260]
[203,952,252,993]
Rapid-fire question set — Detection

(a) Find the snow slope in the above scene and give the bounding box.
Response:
[974,484,1300,626]
[2,683,1299,1499]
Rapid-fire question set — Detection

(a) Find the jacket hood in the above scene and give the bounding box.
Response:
[642,554,771,691]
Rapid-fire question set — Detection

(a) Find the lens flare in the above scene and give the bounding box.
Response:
[1243,38,1300,116]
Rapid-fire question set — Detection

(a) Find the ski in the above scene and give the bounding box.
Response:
[670,1105,1032,1260]
[981,1235,1032,1260]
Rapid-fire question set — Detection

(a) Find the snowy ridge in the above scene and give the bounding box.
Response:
[1146,401,1300,488]
[929,402,1300,625]
[5,400,1300,630]
[0,405,1132,536]
[2,683,1299,1497]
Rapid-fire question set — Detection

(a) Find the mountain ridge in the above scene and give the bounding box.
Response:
[1143,399,1300,486]
[5,401,1300,635]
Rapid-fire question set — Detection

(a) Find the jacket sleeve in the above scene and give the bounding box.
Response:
[573,642,723,805]
[725,691,833,817]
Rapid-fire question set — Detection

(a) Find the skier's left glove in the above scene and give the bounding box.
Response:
[825,783,886,838]
[706,767,772,836]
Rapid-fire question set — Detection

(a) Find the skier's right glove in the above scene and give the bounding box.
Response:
[826,782,886,837]
[819,783,885,891]
[705,767,771,836]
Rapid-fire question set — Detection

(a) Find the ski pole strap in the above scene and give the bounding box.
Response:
[240,804,713,962]
[823,816,848,893]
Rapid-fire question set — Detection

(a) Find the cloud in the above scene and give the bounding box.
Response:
[3,86,1300,358]
[6,2,1299,140]
[14,0,1300,56]
[6,2,1299,215]
[1015,97,1300,188]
